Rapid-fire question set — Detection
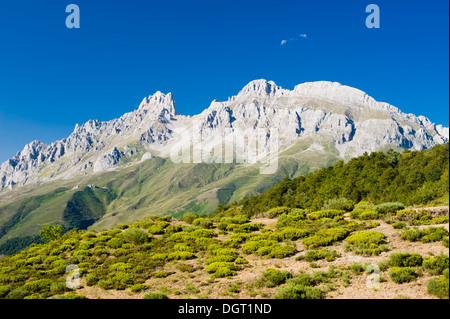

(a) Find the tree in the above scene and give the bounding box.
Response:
[40,224,64,243]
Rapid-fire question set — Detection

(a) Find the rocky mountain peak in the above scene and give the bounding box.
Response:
[139,91,178,118]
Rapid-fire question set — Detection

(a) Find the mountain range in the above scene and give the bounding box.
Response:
[0,79,448,249]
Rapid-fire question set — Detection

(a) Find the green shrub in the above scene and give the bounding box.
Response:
[423,254,449,275]
[109,262,132,272]
[150,253,168,261]
[210,248,238,256]
[143,292,169,299]
[22,279,52,293]
[130,284,149,292]
[274,283,324,299]
[106,238,124,249]
[308,210,345,220]
[167,251,196,260]
[116,223,129,230]
[190,228,216,238]
[443,237,449,248]
[173,243,194,252]
[71,249,91,257]
[388,253,423,267]
[322,197,355,211]
[241,240,277,255]
[345,231,388,256]
[6,288,30,299]
[166,225,183,234]
[181,212,198,224]
[389,267,418,284]
[157,221,170,229]
[234,257,248,264]
[396,209,416,221]
[122,228,149,244]
[269,228,309,241]
[148,225,164,235]
[427,269,449,299]
[152,271,170,278]
[348,263,365,275]
[58,292,87,299]
[392,222,407,229]
[373,202,405,215]
[400,227,448,243]
[262,268,293,286]
[234,223,264,233]
[266,207,291,218]
[276,210,306,228]
[108,271,134,290]
[205,262,238,278]
[268,245,297,258]
[296,249,341,262]
[288,273,316,287]
[302,228,349,248]
[205,255,236,265]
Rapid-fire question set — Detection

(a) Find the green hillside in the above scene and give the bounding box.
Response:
[0,139,343,254]
[235,143,449,216]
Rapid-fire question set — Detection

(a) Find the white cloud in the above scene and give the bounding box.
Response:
[281,33,308,46]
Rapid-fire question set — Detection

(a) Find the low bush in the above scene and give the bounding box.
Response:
[302,228,349,249]
[22,279,52,293]
[373,202,405,215]
[205,255,237,265]
[234,257,248,264]
[266,207,291,218]
[268,245,297,258]
[165,225,183,234]
[269,228,309,241]
[389,267,418,284]
[148,225,164,235]
[345,231,388,256]
[392,222,407,229]
[143,292,169,299]
[296,249,341,262]
[262,268,293,286]
[400,227,448,243]
[427,269,449,299]
[242,240,277,255]
[274,283,324,299]
[108,271,134,290]
[443,237,449,248]
[122,228,149,244]
[167,251,196,261]
[388,253,423,267]
[308,210,345,220]
[276,210,306,228]
[322,197,355,211]
[181,212,198,224]
[152,271,170,278]
[205,262,238,278]
[422,254,449,275]
[348,263,365,275]
[106,238,124,249]
[130,284,149,292]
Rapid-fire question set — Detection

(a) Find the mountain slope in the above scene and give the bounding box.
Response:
[0,80,448,251]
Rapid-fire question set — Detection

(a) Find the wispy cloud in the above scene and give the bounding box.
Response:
[280,33,308,46]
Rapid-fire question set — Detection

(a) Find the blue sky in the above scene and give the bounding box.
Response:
[0,0,448,163]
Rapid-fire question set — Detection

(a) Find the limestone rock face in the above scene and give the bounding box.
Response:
[0,79,448,190]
